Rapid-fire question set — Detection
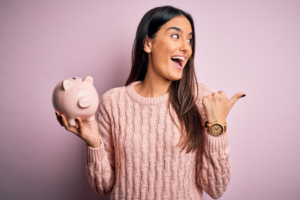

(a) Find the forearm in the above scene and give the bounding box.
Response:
[196,131,232,199]
[85,141,115,196]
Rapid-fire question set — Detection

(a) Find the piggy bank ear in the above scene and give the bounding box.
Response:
[62,80,74,91]
[83,76,93,85]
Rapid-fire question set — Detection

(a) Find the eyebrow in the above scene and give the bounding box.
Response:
[166,27,193,36]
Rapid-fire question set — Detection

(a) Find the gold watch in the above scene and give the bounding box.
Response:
[202,121,227,137]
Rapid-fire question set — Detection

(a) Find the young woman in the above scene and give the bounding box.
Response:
[55,5,245,200]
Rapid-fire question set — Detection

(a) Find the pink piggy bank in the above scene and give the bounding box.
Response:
[52,76,99,126]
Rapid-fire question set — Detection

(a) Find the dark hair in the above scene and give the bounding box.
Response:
[125,5,205,154]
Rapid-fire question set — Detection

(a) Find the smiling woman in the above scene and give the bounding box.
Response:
[126,8,201,155]
[65,5,236,200]
[140,15,194,81]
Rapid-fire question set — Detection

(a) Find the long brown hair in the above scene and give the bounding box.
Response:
[125,6,205,155]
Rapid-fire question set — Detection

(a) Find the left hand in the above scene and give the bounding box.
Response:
[202,91,246,124]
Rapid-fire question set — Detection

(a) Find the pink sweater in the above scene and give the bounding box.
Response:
[84,80,232,200]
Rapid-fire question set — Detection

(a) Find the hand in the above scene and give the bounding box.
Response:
[55,111,101,148]
[202,91,246,124]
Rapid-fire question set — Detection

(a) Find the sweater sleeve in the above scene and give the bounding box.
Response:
[84,92,115,196]
[195,83,232,199]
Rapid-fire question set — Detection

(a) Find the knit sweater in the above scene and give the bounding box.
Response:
[84,80,232,200]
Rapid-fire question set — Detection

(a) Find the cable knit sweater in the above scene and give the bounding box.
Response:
[84,80,232,200]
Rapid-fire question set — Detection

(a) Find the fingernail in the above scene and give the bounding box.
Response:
[241,94,246,97]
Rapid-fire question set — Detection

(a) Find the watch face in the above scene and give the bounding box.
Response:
[209,124,223,136]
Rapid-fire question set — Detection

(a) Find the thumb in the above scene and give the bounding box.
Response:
[229,93,246,107]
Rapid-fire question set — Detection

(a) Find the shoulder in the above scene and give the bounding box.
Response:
[97,85,125,117]
[194,82,214,119]
[99,85,126,105]
[195,82,214,99]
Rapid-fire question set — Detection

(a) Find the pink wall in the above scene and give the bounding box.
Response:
[0,0,299,199]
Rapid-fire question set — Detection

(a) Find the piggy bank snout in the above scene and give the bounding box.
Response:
[78,97,92,108]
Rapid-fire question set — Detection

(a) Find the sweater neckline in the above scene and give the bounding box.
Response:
[126,80,169,105]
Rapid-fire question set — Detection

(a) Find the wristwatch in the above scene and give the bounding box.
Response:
[202,121,227,137]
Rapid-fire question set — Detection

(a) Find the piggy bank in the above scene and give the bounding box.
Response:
[52,76,99,126]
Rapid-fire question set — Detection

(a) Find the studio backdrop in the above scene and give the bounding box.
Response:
[0,0,299,200]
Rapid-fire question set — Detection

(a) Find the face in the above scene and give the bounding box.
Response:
[144,15,193,81]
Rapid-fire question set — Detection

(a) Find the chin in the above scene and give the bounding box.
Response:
[165,63,183,80]
[169,73,183,81]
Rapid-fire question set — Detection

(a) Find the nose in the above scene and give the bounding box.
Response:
[78,97,91,108]
[180,37,191,53]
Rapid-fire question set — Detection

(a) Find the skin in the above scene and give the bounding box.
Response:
[55,15,246,148]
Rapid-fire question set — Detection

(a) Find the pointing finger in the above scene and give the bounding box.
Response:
[229,93,246,107]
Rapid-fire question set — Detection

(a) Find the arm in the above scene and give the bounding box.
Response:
[85,93,115,196]
[195,83,232,199]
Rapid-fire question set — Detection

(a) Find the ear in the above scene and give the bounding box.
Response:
[62,80,74,91]
[143,35,152,53]
[83,76,93,85]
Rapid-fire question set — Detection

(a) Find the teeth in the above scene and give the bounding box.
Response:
[171,56,185,61]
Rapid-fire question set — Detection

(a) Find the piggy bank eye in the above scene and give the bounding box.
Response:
[76,88,80,92]
[82,87,86,91]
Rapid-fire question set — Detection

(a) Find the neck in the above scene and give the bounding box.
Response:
[135,62,172,98]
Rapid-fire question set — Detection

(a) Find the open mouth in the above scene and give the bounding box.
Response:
[170,57,183,68]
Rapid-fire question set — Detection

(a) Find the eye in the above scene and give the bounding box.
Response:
[171,34,179,39]
[172,34,193,44]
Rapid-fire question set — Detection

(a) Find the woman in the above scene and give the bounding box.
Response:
[55,5,245,200]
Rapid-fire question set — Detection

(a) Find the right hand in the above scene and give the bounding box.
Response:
[55,111,101,148]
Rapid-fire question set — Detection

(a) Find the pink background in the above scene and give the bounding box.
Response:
[0,0,299,199]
